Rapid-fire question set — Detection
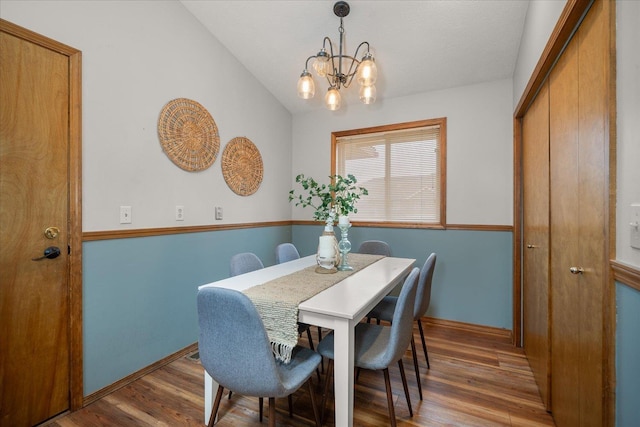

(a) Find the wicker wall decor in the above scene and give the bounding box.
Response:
[157,98,219,171]
[222,137,263,196]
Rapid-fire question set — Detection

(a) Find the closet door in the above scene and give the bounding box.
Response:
[522,81,550,410]
[549,0,608,424]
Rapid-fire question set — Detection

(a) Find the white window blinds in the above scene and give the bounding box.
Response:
[336,124,442,223]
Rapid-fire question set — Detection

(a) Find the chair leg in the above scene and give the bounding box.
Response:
[410,336,423,400]
[398,359,413,417]
[306,327,315,350]
[307,379,322,427]
[305,328,322,381]
[382,368,397,427]
[209,385,224,427]
[417,318,430,369]
[268,397,276,427]
[228,390,232,399]
[320,359,334,425]
[317,327,324,373]
[259,397,263,422]
[288,394,293,417]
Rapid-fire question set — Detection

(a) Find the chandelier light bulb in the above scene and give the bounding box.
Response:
[359,84,376,104]
[325,87,341,111]
[356,55,377,86]
[297,71,315,99]
[313,49,331,77]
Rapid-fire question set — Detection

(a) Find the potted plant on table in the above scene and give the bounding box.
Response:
[288,173,368,226]
[289,174,368,271]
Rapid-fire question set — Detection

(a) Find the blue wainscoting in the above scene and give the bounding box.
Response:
[82,226,291,395]
[616,282,640,426]
[82,224,513,396]
[292,225,513,331]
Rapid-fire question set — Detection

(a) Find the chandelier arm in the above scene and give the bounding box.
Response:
[303,55,317,71]
[320,36,339,88]
[334,55,357,88]
[322,36,333,52]
[344,56,361,87]
[324,73,335,89]
[341,41,370,87]
[352,41,371,60]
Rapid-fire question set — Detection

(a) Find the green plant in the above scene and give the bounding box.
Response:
[289,173,368,222]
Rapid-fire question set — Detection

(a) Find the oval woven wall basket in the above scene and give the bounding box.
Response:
[222,137,263,196]
[157,98,219,172]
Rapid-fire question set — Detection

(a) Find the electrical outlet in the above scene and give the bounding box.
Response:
[215,206,223,220]
[120,206,132,224]
[176,205,184,221]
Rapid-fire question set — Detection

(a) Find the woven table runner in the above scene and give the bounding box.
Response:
[243,253,384,363]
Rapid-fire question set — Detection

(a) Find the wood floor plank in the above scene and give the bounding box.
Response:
[42,321,555,426]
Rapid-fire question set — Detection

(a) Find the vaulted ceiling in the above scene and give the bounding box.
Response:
[180,1,530,115]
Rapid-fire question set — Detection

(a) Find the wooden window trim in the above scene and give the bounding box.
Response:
[331,118,447,229]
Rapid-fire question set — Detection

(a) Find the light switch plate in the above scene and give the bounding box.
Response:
[631,204,640,249]
[215,206,223,220]
[120,206,132,224]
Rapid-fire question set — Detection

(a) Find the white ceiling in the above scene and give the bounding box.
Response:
[180,0,530,115]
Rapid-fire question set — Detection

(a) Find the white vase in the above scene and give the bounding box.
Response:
[316,227,340,269]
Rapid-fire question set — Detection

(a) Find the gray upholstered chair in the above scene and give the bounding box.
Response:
[229,252,264,277]
[197,287,322,427]
[275,242,300,264]
[367,253,437,400]
[227,252,266,402]
[357,240,392,256]
[317,267,420,426]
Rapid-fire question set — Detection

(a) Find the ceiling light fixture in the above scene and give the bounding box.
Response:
[297,1,378,111]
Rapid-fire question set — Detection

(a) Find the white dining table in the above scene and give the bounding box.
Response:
[198,254,415,427]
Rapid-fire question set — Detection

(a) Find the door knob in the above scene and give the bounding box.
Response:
[569,266,584,274]
[32,246,61,261]
[526,244,537,249]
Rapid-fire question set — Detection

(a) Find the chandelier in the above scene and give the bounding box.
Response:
[297,1,378,111]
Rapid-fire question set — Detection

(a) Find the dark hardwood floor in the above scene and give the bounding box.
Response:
[44,320,555,426]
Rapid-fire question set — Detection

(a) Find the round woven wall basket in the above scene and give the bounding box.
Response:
[157,98,219,172]
[222,137,263,196]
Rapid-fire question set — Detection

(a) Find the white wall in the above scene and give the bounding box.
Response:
[616,0,640,267]
[512,0,566,108]
[292,78,514,226]
[1,0,293,231]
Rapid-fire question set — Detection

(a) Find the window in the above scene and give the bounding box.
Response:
[332,118,446,227]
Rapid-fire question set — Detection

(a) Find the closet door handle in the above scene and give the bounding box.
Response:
[569,266,584,274]
[526,244,537,249]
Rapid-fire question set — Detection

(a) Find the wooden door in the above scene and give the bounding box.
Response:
[0,21,81,426]
[522,81,551,410]
[548,0,608,425]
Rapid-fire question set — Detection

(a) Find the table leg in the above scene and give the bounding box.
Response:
[332,319,355,427]
[204,371,214,425]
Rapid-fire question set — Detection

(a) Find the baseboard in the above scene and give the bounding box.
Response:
[424,316,513,340]
[82,342,198,407]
